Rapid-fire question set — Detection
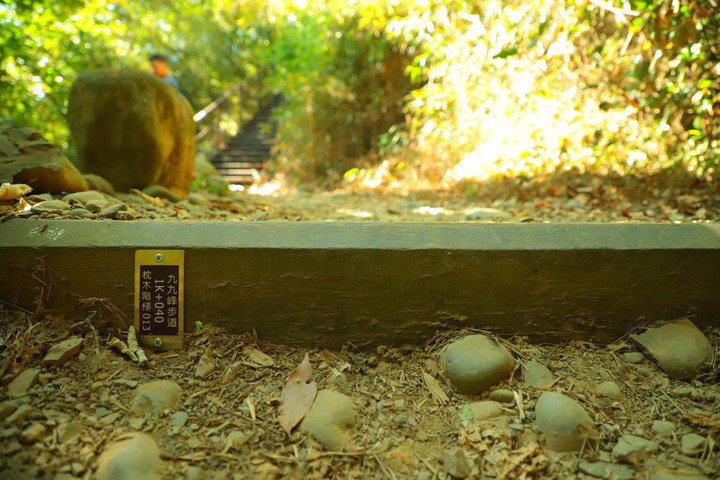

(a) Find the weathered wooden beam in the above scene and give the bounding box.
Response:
[1,220,719,349]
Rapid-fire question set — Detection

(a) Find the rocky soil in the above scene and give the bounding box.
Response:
[1,179,719,480]
[0,311,718,480]
[1,170,719,224]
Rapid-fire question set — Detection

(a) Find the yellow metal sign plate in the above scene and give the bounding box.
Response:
[134,250,184,351]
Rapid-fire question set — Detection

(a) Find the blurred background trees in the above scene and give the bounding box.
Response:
[2,0,718,188]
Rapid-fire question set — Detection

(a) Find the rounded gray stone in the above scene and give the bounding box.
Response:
[84,199,111,212]
[680,433,706,456]
[171,411,189,427]
[629,319,712,379]
[522,360,554,389]
[63,190,106,205]
[186,192,209,205]
[96,432,162,480]
[300,389,357,451]
[31,199,71,214]
[132,380,182,416]
[440,335,515,395]
[535,392,598,452]
[622,352,645,364]
[465,208,510,220]
[143,184,182,202]
[68,207,95,218]
[488,389,515,403]
[596,381,624,402]
[651,420,676,436]
[467,401,504,421]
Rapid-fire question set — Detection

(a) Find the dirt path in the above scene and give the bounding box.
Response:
[1,183,719,479]
[0,313,718,480]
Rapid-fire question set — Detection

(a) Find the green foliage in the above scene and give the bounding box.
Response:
[3,0,717,185]
[190,172,230,196]
[1,0,269,154]
[261,1,415,185]
[353,0,720,186]
[458,404,474,422]
[576,0,720,177]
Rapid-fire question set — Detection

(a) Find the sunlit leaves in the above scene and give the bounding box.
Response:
[492,47,518,59]
[2,0,272,155]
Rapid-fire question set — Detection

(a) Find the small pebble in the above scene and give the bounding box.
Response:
[171,411,189,427]
[522,360,554,388]
[488,389,515,403]
[68,208,95,218]
[651,420,676,436]
[467,401,503,421]
[596,381,624,402]
[186,466,203,480]
[143,185,182,202]
[440,335,515,395]
[535,392,598,452]
[442,447,471,478]
[680,433,706,456]
[125,417,145,431]
[672,386,692,398]
[19,423,46,444]
[623,352,645,364]
[116,210,136,220]
[85,199,110,212]
[31,199,71,214]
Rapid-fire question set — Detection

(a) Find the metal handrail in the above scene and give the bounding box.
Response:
[193,82,241,124]
[192,67,270,147]
[193,81,243,146]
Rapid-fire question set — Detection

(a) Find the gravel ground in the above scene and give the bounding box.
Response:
[1,180,719,479]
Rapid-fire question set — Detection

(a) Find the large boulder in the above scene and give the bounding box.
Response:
[0,126,88,193]
[67,68,195,196]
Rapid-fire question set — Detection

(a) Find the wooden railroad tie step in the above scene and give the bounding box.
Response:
[1,221,718,349]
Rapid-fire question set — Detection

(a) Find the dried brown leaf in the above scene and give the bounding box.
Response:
[244,347,275,367]
[277,353,317,434]
[685,411,720,431]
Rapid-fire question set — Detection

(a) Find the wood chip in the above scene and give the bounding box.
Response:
[685,411,720,431]
[244,347,275,367]
[129,188,165,206]
[421,370,449,405]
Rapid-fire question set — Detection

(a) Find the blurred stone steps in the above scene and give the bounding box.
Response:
[210,94,284,184]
